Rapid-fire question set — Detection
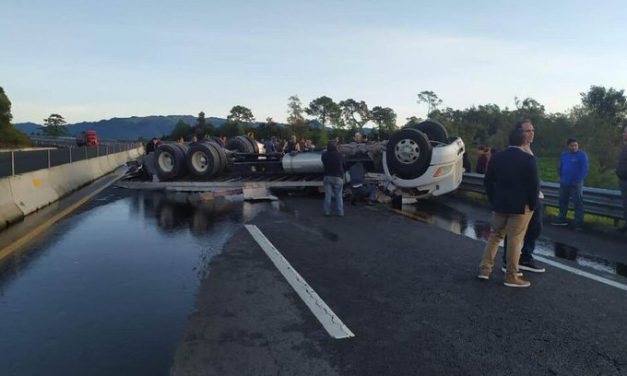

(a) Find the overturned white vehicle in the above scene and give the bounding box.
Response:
[146,120,465,198]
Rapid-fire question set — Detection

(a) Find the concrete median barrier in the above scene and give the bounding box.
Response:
[1,147,143,220]
[0,179,23,230]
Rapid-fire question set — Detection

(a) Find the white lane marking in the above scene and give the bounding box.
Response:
[535,256,627,292]
[245,224,355,339]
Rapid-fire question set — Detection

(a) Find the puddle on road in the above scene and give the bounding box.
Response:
[401,201,627,279]
[0,189,278,376]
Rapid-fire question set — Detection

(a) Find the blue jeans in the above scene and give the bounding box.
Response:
[558,183,584,226]
[323,176,344,215]
[503,199,543,264]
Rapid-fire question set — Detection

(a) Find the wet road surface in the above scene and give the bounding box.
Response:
[0,188,256,375]
[1,188,626,375]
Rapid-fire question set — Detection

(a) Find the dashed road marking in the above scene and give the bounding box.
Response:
[245,224,355,339]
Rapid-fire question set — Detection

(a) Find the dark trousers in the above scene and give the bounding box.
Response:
[620,179,627,223]
[503,199,544,264]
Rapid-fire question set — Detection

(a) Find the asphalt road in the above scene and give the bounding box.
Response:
[171,195,627,376]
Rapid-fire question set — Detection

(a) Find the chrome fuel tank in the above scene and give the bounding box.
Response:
[281,152,324,173]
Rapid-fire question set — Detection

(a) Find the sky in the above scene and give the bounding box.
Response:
[2,0,627,125]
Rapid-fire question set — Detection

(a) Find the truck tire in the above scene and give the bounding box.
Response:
[208,141,228,173]
[155,143,188,181]
[211,136,225,147]
[244,135,259,154]
[226,136,254,153]
[187,142,221,179]
[386,128,432,180]
[407,119,449,143]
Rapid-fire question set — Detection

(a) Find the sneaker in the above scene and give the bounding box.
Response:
[477,270,490,280]
[518,260,546,273]
[500,266,523,277]
[504,276,531,288]
[551,219,568,226]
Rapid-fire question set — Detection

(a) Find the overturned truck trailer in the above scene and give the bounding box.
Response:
[146,120,465,198]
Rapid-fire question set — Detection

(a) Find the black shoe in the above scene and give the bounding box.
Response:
[551,219,568,226]
[518,260,546,273]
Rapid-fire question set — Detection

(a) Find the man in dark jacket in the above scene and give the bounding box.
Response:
[321,141,345,216]
[478,128,540,288]
[617,126,627,232]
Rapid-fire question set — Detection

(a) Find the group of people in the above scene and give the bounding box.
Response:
[477,121,627,288]
[263,135,316,154]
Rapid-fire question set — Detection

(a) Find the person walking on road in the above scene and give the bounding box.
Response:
[617,126,627,232]
[552,138,589,230]
[502,120,546,274]
[321,141,345,217]
[478,128,539,288]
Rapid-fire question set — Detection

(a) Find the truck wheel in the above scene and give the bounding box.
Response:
[407,119,449,143]
[187,142,220,178]
[244,135,259,154]
[211,136,225,147]
[386,128,432,180]
[155,143,188,181]
[226,136,254,153]
[208,141,227,173]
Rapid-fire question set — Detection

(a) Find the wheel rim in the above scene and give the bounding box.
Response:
[191,151,209,172]
[158,151,174,172]
[394,138,420,164]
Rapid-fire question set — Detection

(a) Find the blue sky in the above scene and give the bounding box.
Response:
[2,0,627,124]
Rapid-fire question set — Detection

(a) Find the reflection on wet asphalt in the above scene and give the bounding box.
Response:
[0,189,276,376]
[402,200,627,278]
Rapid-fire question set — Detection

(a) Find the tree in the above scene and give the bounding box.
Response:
[370,106,397,139]
[580,85,627,124]
[0,87,30,146]
[169,119,192,140]
[42,113,69,136]
[194,111,214,139]
[227,105,255,127]
[417,90,443,117]
[0,86,12,128]
[339,99,370,131]
[306,96,341,129]
[286,95,305,125]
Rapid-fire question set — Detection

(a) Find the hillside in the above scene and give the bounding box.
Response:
[15,115,227,140]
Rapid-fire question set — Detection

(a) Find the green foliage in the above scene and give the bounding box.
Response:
[580,85,627,123]
[286,95,305,125]
[168,119,192,140]
[227,105,255,126]
[306,96,341,128]
[339,98,369,131]
[0,86,13,127]
[42,113,69,136]
[370,106,397,140]
[417,90,443,117]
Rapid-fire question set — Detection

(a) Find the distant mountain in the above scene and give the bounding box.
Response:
[15,115,228,140]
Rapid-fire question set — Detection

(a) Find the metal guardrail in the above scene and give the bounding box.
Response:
[29,135,124,148]
[0,143,141,179]
[459,172,624,222]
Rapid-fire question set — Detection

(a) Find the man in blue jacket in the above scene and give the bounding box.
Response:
[552,138,588,229]
[478,128,539,288]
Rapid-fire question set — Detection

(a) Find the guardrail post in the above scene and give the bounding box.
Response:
[69,148,72,163]
[47,149,51,168]
[84,147,87,160]
[11,151,15,176]
[106,145,109,155]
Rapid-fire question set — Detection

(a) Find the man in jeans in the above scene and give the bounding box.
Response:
[478,128,539,288]
[321,141,345,216]
[617,126,627,232]
[552,138,589,230]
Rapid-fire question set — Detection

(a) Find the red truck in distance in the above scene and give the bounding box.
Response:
[76,130,99,147]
